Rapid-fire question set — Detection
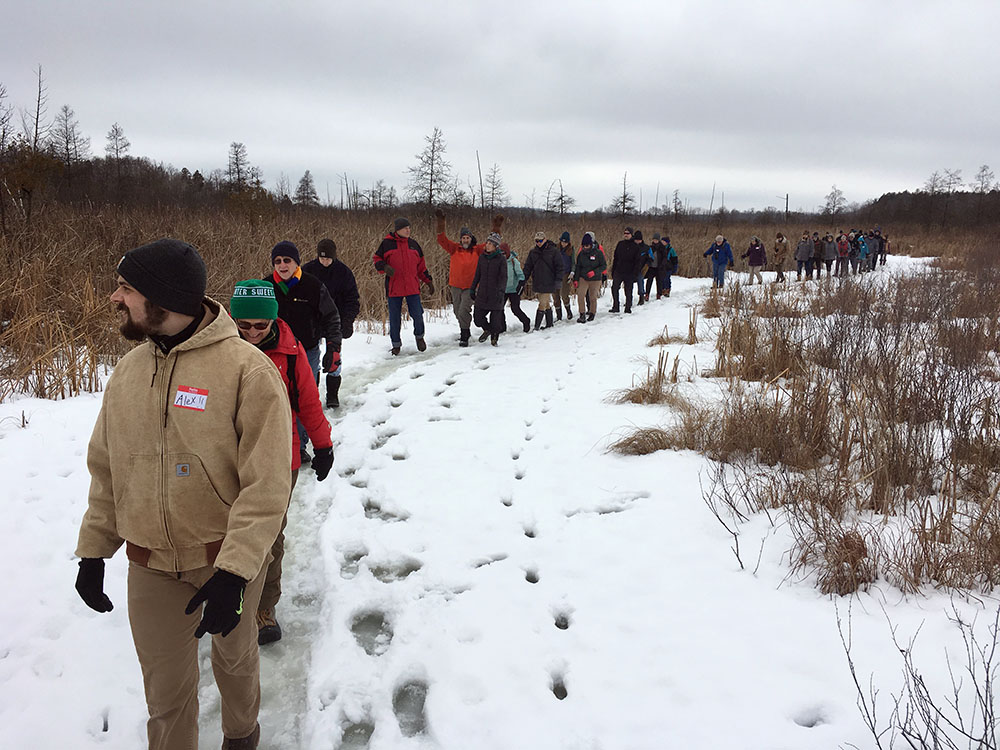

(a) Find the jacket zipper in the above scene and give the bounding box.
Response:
[155,349,176,564]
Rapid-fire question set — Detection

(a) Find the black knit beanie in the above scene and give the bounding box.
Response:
[394,217,411,232]
[117,239,206,316]
[271,240,301,265]
[560,231,571,243]
[633,230,644,242]
[317,238,337,259]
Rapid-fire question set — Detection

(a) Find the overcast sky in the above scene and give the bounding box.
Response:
[4,0,998,212]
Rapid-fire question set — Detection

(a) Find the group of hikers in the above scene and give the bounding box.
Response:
[379,212,682,352]
[703,227,891,288]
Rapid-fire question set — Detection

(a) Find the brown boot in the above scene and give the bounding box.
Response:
[222,723,260,749]
[257,608,281,645]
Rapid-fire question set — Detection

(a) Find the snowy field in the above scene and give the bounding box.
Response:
[1,258,995,749]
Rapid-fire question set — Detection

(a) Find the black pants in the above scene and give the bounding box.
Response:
[611,277,634,310]
[474,305,504,335]
[503,293,530,332]
[644,268,661,298]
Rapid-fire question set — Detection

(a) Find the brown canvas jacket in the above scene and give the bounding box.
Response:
[76,298,293,581]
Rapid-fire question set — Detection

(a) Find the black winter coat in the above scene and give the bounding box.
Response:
[612,239,644,281]
[472,249,508,310]
[302,258,361,339]
[522,240,563,293]
[263,270,342,352]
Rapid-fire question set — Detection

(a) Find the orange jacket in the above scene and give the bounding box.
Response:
[437,233,484,289]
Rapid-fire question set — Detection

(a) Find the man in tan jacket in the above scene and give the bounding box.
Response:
[74,239,292,750]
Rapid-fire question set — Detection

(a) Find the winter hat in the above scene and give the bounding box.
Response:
[534,231,546,241]
[633,230,644,242]
[581,234,593,247]
[624,226,634,234]
[117,238,207,316]
[459,226,472,238]
[664,236,671,244]
[485,232,502,248]
[317,238,337,258]
[271,240,301,265]
[394,217,411,232]
[715,235,724,243]
[560,231,571,243]
[230,280,278,320]
[500,241,512,258]
[652,232,661,241]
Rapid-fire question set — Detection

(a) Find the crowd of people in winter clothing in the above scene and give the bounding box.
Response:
[704,228,891,288]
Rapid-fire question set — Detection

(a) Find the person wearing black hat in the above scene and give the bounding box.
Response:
[555,231,574,321]
[303,239,360,408]
[610,227,644,313]
[265,241,341,460]
[75,239,293,750]
[374,218,434,355]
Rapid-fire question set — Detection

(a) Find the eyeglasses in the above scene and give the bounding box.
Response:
[236,320,271,331]
[273,256,296,265]
[535,239,544,243]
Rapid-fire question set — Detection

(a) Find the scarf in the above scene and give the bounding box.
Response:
[273,267,302,296]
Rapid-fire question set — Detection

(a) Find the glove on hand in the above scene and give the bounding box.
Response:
[76,558,114,612]
[312,446,334,481]
[434,209,446,235]
[185,570,247,638]
[515,280,525,295]
[491,214,505,233]
[573,281,579,290]
[586,271,595,279]
[470,290,476,301]
[322,347,341,373]
[342,322,354,340]
[384,265,395,278]
[426,281,435,296]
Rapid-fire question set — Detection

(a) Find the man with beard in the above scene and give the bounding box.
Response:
[75,239,292,750]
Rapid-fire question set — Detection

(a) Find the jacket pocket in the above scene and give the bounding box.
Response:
[114,454,168,547]
[164,453,231,546]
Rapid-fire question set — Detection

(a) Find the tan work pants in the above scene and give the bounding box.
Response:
[128,560,267,750]
[260,469,298,612]
[536,292,553,311]
[576,280,601,316]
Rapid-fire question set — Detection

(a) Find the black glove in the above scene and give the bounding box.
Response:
[342,322,354,340]
[312,446,334,481]
[515,280,525,295]
[470,290,476,301]
[75,558,114,612]
[426,280,435,296]
[384,265,395,278]
[322,346,340,372]
[185,570,247,638]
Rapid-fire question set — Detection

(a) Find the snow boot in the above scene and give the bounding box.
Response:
[391,346,401,356]
[545,309,555,328]
[577,313,587,323]
[555,306,563,321]
[415,336,427,352]
[490,333,499,346]
[587,312,595,321]
[459,328,470,348]
[478,330,490,343]
[637,295,644,306]
[299,447,311,466]
[534,310,544,331]
[522,318,530,333]
[325,374,341,409]
[257,608,281,646]
[624,307,632,314]
[222,723,261,750]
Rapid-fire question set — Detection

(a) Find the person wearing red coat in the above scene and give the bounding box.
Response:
[373,217,435,355]
[230,280,333,647]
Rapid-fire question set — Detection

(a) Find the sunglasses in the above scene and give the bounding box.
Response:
[273,256,296,265]
[236,320,271,331]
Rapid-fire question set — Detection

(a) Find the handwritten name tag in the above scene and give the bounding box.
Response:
[173,385,208,411]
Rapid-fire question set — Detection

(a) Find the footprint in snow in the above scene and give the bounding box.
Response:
[500,496,513,507]
[391,449,408,461]
[472,553,508,569]
[554,611,571,630]
[792,706,827,728]
[339,718,375,749]
[524,567,540,584]
[523,525,536,539]
[514,469,525,480]
[409,370,424,379]
[340,546,368,579]
[369,557,423,582]
[363,498,409,523]
[550,673,568,700]
[350,611,393,656]
[393,680,429,737]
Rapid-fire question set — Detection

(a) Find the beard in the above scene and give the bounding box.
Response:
[118,300,168,341]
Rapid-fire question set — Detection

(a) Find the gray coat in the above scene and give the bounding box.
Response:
[794,239,813,262]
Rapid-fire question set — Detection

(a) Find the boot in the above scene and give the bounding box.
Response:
[587,312,595,321]
[257,608,281,645]
[637,293,644,306]
[490,333,499,346]
[391,346,401,355]
[565,302,572,321]
[415,336,427,352]
[459,328,470,348]
[555,306,563,321]
[666,289,671,297]
[577,313,587,323]
[545,309,554,328]
[478,330,490,343]
[522,317,530,333]
[609,304,620,313]
[534,310,544,331]
[222,723,260,750]
[325,374,341,409]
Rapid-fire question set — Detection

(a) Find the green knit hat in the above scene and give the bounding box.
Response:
[230,280,278,320]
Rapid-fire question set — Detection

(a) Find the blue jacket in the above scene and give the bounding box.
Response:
[704,241,734,267]
[505,252,525,294]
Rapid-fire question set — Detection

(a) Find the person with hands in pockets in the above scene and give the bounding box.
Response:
[75,239,292,750]
[374,217,435,355]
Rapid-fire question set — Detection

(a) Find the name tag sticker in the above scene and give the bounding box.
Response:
[173,385,208,411]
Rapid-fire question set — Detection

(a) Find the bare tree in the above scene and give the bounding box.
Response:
[672,189,684,222]
[545,179,576,216]
[940,168,963,228]
[822,184,847,216]
[483,162,508,212]
[226,141,251,190]
[48,104,90,188]
[105,122,130,184]
[923,170,943,195]
[970,164,996,223]
[609,171,636,218]
[21,66,49,153]
[294,169,320,206]
[406,126,452,206]
[0,83,13,232]
[274,172,291,201]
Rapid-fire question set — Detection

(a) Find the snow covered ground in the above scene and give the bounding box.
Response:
[2,259,995,749]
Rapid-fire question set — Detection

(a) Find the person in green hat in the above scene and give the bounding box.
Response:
[230,280,334,647]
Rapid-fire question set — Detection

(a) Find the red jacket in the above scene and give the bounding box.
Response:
[265,319,332,470]
[436,233,484,289]
[373,233,432,297]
